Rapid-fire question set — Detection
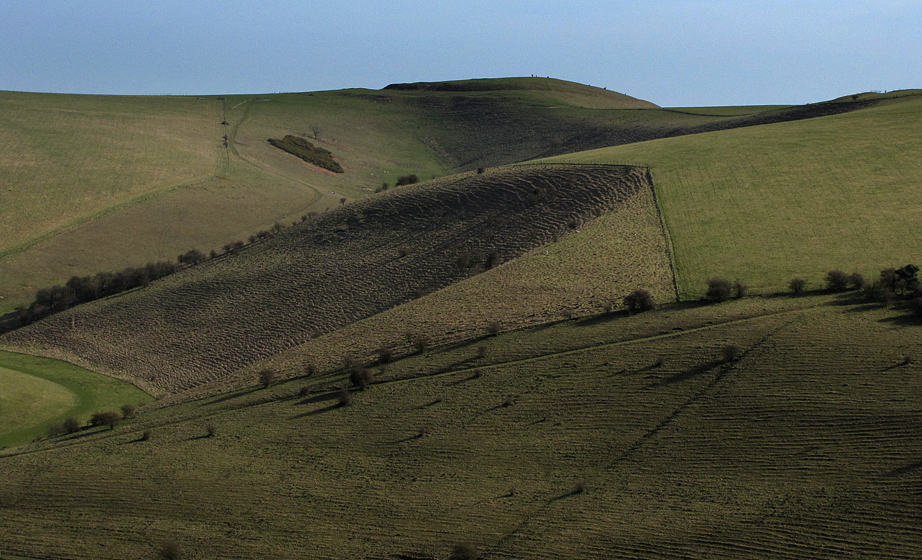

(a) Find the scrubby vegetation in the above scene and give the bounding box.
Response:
[268,135,344,173]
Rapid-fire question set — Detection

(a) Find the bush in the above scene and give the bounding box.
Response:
[789,277,806,295]
[826,269,849,292]
[258,368,276,388]
[121,404,137,419]
[733,280,748,299]
[349,366,374,390]
[722,345,742,363]
[63,416,81,434]
[705,278,732,302]
[90,411,122,430]
[406,331,431,354]
[486,321,501,336]
[205,424,217,438]
[848,272,866,290]
[653,356,666,368]
[337,389,353,407]
[623,289,655,312]
[395,174,419,186]
[376,346,394,364]
[140,429,152,441]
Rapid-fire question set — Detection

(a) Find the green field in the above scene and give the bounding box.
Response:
[546,94,922,298]
[0,350,153,448]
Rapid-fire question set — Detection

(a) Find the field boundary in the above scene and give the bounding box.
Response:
[646,166,681,302]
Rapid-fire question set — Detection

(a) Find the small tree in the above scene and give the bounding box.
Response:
[706,278,732,302]
[623,289,655,312]
[733,280,748,299]
[826,270,849,292]
[258,368,276,388]
[349,366,374,390]
[789,277,806,295]
[63,416,81,434]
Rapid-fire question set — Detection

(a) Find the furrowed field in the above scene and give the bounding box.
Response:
[1,295,919,559]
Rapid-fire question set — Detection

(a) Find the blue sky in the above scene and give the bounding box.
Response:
[1,0,919,106]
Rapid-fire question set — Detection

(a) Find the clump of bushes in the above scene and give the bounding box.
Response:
[395,174,419,186]
[705,278,732,302]
[623,289,655,312]
[826,269,849,292]
[349,366,374,390]
[90,411,122,430]
[268,135,344,173]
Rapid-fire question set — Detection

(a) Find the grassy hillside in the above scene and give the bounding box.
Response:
[545,93,922,298]
[0,350,152,448]
[2,165,657,395]
[1,78,876,313]
[1,294,919,559]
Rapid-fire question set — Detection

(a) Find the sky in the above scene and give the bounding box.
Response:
[1,0,919,107]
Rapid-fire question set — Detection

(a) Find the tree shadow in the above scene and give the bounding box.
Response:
[292,402,342,419]
[202,387,258,407]
[647,360,721,388]
[884,460,922,478]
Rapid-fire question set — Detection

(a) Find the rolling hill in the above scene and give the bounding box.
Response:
[0,79,920,560]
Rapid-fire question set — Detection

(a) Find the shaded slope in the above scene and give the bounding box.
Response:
[3,165,651,394]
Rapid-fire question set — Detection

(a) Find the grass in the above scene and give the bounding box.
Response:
[545,94,922,298]
[0,350,153,448]
[1,294,919,558]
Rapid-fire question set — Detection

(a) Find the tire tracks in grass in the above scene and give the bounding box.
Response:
[225,98,324,210]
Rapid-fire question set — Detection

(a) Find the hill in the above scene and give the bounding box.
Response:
[544,92,922,298]
[0,78,883,314]
[2,164,664,395]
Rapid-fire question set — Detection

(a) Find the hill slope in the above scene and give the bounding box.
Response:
[545,92,922,297]
[0,78,885,312]
[1,295,919,559]
[2,165,658,394]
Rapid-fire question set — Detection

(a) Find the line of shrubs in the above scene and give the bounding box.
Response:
[2,217,321,334]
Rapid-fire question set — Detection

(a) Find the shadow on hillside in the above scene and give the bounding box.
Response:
[202,388,258,407]
[646,360,721,388]
[294,391,341,406]
[879,311,922,327]
[884,460,922,478]
[292,402,342,418]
